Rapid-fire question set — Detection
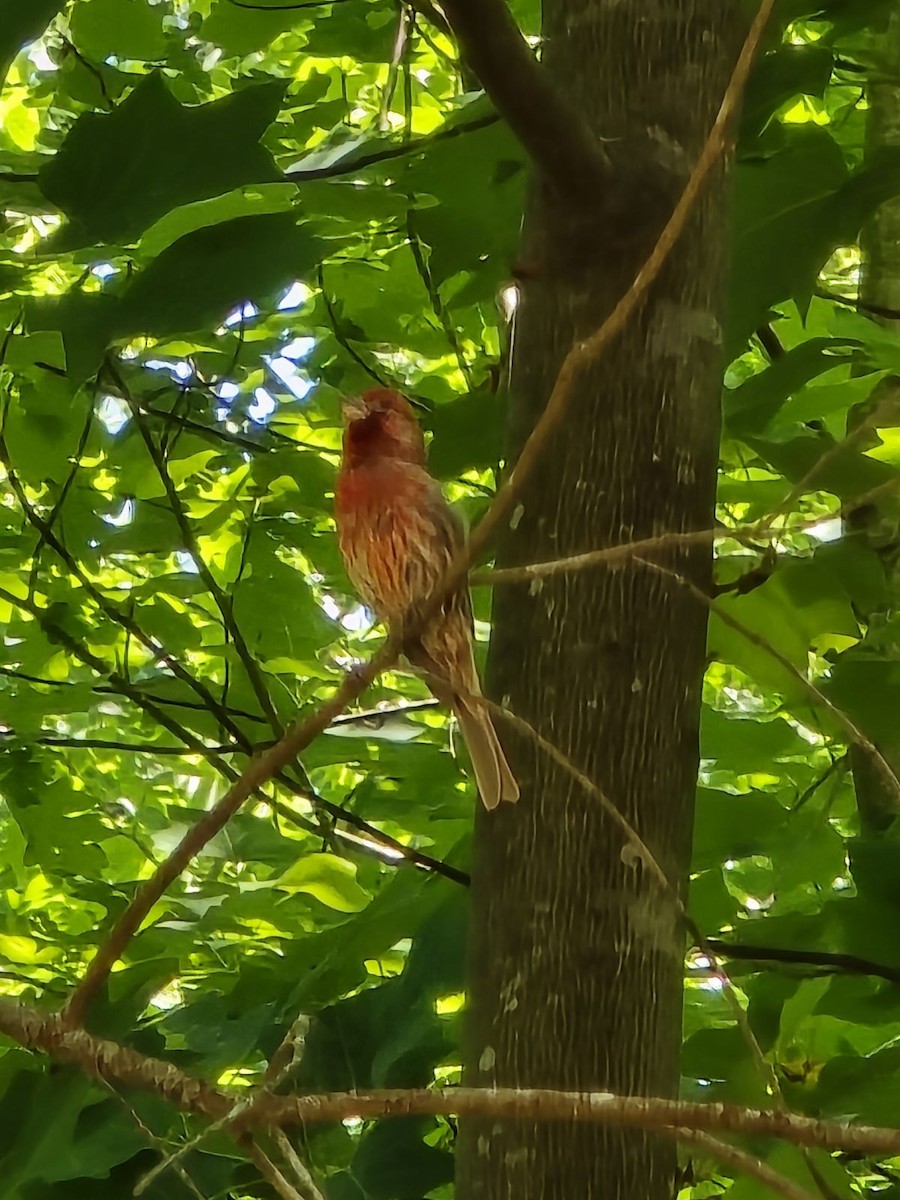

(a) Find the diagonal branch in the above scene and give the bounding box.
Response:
[457,0,775,579]
[58,4,771,1032]
[669,1130,818,1200]
[61,635,400,1027]
[477,693,778,1100]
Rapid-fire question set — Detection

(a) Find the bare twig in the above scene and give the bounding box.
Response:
[473,528,724,587]
[244,1139,307,1200]
[705,938,900,985]
[272,1129,326,1200]
[98,1078,208,1200]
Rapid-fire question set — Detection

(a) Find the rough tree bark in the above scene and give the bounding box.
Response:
[458,2,741,1198]
[849,8,900,833]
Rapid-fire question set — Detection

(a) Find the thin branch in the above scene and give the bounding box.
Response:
[99,1078,209,1200]
[754,401,893,535]
[33,400,94,559]
[407,206,473,385]
[23,735,244,755]
[635,558,900,808]
[58,35,112,109]
[791,753,848,813]
[705,939,900,985]
[379,3,412,132]
[226,0,358,8]
[244,1139,307,1200]
[329,698,440,725]
[140,402,274,454]
[479,693,778,1100]
[482,696,675,898]
[473,528,724,587]
[671,1129,818,1200]
[271,796,470,886]
[815,286,900,322]
[0,430,256,752]
[0,667,271,725]
[285,113,500,182]
[0,585,239,769]
[271,1129,326,1200]
[316,264,392,387]
[61,634,401,1027]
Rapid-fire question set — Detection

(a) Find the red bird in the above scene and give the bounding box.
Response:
[334,387,519,810]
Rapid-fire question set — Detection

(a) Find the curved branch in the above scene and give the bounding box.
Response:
[436,0,610,202]
[61,635,401,1027]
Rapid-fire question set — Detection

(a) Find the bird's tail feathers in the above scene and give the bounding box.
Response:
[454,695,520,810]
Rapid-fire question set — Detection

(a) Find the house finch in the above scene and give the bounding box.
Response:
[334,387,519,810]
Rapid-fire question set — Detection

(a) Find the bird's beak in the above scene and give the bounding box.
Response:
[341,396,368,424]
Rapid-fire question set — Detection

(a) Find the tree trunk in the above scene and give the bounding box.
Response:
[848,9,900,833]
[457,3,740,1198]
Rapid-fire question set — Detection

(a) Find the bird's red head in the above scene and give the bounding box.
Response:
[341,387,426,468]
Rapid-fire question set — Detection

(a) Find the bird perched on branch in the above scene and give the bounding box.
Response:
[334,387,519,810]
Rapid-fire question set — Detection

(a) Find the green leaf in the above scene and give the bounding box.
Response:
[39,74,286,245]
[724,338,858,436]
[278,853,370,912]
[728,129,847,354]
[693,788,787,869]
[0,0,63,88]
[69,0,168,62]
[201,0,313,56]
[353,1121,454,1200]
[138,182,297,257]
[741,45,834,139]
[116,212,322,336]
